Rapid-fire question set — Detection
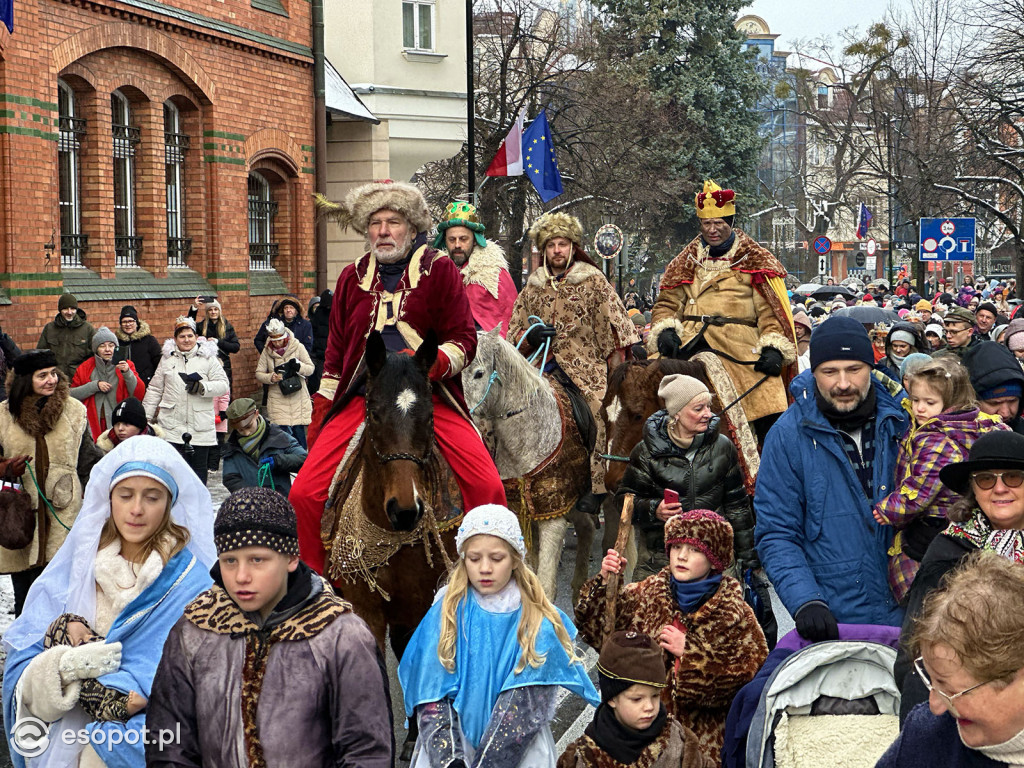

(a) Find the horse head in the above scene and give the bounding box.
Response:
[462,327,503,420]
[364,329,437,531]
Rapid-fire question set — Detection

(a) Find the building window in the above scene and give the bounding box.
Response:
[111,90,141,268]
[248,171,278,271]
[817,85,829,109]
[58,80,87,268]
[164,102,191,268]
[402,0,434,50]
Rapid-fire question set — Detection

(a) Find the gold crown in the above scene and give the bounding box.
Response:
[695,179,736,219]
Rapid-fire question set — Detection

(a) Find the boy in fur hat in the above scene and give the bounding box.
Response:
[146,487,392,767]
[575,510,768,764]
[558,631,715,768]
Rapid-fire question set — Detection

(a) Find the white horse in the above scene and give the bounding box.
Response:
[463,328,596,600]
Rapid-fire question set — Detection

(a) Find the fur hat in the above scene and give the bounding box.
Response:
[529,212,583,251]
[111,397,148,432]
[455,504,526,560]
[214,487,299,556]
[596,631,668,702]
[12,349,57,377]
[663,509,733,572]
[173,316,197,336]
[658,374,710,417]
[316,180,431,236]
[91,326,118,354]
[57,293,78,310]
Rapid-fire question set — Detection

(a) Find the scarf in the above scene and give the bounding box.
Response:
[974,722,1024,766]
[706,231,737,259]
[91,356,120,429]
[238,416,267,460]
[585,702,669,765]
[945,510,1024,563]
[671,573,722,614]
[816,383,878,433]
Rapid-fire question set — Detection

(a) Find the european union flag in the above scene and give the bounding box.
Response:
[0,0,11,33]
[522,109,563,203]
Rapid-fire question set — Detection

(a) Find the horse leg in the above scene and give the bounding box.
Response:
[566,508,595,604]
[535,516,568,601]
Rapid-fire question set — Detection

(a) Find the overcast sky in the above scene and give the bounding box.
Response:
[745,0,901,51]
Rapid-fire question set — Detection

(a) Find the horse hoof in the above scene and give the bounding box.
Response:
[399,740,416,763]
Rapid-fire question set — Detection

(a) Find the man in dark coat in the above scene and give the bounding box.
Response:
[963,340,1024,434]
[221,398,307,497]
[308,289,332,397]
[0,323,22,402]
[37,293,94,378]
[254,296,314,354]
[112,305,162,385]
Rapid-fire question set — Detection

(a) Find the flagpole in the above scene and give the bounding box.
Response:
[466,0,475,202]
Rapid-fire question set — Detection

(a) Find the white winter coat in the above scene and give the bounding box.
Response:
[142,339,229,446]
[255,335,314,426]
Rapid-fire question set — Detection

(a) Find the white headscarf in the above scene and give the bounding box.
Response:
[3,436,217,653]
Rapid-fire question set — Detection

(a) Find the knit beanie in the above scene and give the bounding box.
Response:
[207,299,222,312]
[900,353,933,380]
[12,349,57,377]
[1005,319,1024,352]
[977,302,998,317]
[978,382,1024,401]
[663,509,733,572]
[455,504,526,559]
[58,293,78,310]
[596,631,668,702]
[888,329,917,348]
[809,316,875,371]
[91,326,118,354]
[214,487,300,556]
[925,323,945,340]
[915,299,932,312]
[111,397,147,432]
[658,374,710,417]
[119,305,139,322]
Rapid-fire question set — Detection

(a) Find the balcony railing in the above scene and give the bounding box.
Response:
[115,235,143,268]
[167,237,192,268]
[60,234,89,269]
[249,242,279,271]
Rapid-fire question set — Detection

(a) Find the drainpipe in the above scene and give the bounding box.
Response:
[313,0,328,293]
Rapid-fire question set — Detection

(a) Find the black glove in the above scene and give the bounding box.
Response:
[753,347,784,377]
[524,324,557,349]
[284,358,301,376]
[657,328,682,358]
[179,372,203,394]
[794,602,839,642]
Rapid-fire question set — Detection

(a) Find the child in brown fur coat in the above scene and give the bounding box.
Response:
[574,510,768,765]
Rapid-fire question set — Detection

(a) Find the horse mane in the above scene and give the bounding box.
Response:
[485,334,550,405]
[606,359,653,400]
[653,358,707,380]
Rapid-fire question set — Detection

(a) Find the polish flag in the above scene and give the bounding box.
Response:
[485,108,526,177]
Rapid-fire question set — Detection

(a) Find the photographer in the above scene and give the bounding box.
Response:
[255,319,314,449]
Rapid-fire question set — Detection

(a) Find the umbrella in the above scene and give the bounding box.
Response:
[868,279,891,290]
[833,306,902,324]
[794,283,823,295]
[841,277,864,289]
[811,285,857,300]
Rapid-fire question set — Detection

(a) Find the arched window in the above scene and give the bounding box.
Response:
[164,102,191,267]
[247,171,278,270]
[111,90,140,267]
[58,80,86,268]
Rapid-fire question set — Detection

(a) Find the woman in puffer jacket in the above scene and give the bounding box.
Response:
[142,318,229,485]
[617,374,758,579]
[254,319,314,449]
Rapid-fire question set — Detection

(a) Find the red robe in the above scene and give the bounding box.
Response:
[70,356,145,439]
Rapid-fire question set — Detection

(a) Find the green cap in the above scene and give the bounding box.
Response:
[225,398,258,422]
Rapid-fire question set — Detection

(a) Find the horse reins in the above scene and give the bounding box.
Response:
[469,316,550,416]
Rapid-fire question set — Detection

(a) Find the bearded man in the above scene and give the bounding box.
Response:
[754,316,907,642]
[649,180,796,441]
[508,212,639,513]
[434,201,518,337]
[292,181,505,576]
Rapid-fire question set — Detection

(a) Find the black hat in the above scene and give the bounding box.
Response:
[809,316,875,371]
[57,293,78,310]
[939,432,1024,495]
[111,397,147,431]
[12,349,57,377]
[119,305,139,322]
[214,487,299,556]
[977,302,999,317]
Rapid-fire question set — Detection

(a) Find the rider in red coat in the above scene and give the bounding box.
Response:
[291,181,506,575]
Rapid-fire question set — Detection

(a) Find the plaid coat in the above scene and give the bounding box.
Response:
[873,407,1009,601]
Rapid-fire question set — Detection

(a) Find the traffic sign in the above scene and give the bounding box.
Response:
[920,218,975,262]
[854,252,866,269]
[813,236,832,254]
[866,238,877,256]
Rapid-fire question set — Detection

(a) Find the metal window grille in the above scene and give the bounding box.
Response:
[112,92,139,266]
[167,237,192,268]
[115,236,143,268]
[248,172,279,271]
[58,82,86,268]
[164,103,190,267]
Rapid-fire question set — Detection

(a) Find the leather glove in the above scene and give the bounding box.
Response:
[657,328,683,359]
[58,642,122,685]
[753,347,785,377]
[0,455,30,480]
[524,324,557,349]
[794,602,839,642]
[259,456,275,470]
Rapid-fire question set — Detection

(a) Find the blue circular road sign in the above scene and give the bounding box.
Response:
[813,236,832,254]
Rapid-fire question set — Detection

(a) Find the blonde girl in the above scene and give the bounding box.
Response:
[873,357,1010,602]
[399,505,599,768]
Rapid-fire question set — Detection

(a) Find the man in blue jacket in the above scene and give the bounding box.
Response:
[755,316,907,641]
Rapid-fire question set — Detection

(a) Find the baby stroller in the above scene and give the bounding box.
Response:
[726,625,902,768]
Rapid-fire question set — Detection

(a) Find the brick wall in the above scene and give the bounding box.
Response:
[0,0,316,401]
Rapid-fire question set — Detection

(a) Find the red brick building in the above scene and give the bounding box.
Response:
[0,0,316,397]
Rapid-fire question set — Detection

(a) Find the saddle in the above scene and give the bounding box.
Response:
[550,369,596,452]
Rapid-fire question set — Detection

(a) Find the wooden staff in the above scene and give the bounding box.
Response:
[602,493,634,643]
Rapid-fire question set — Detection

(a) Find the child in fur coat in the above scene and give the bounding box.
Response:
[575,510,768,766]
[558,631,714,768]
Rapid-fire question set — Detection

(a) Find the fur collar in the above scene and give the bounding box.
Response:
[526,260,604,290]
[161,337,220,359]
[661,230,786,289]
[114,320,153,342]
[453,239,508,299]
[93,540,167,633]
[12,378,71,436]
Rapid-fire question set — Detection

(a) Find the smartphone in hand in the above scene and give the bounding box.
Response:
[664,489,680,505]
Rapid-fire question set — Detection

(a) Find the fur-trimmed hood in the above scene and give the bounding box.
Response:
[161,337,220,359]
[115,320,154,343]
[447,239,508,299]
[526,260,604,290]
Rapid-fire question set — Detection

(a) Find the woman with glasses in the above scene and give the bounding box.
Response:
[876,553,1024,768]
[893,430,1024,720]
